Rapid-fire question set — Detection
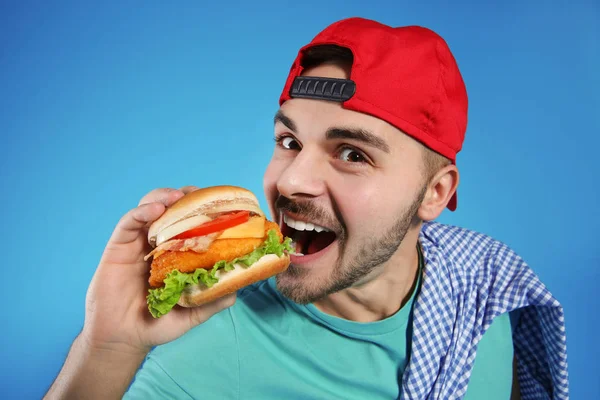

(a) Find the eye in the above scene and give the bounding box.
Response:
[275,135,301,150]
[338,147,367,163]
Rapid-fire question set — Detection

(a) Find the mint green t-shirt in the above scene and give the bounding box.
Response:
[126,259,515,399]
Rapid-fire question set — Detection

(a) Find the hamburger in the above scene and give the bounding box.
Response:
[145,185,292,318]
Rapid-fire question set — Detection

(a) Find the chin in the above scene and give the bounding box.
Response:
[274,266,322,303]
[274,255,345,304]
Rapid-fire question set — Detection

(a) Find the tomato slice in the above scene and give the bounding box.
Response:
[173,211,251,240]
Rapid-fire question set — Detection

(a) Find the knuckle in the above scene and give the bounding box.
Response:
[118,206,139,227]
[138,188,175,206]
[224,294,237,307]
[180,185,200,194]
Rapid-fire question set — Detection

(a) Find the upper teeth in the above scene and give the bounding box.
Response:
[284,215,330,232]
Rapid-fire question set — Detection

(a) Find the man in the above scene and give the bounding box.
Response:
[45,18,568,399]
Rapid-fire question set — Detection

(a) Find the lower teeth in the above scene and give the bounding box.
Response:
[288,240,300,255]
[288,240,304,256]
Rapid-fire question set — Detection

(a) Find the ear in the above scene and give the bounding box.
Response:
[417,164,460,221]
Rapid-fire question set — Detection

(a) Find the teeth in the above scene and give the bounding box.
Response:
[283,214,297,230]
[288,240,303,256]
[283,214,330,233]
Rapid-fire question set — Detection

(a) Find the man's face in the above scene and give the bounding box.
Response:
[263,63,430,304]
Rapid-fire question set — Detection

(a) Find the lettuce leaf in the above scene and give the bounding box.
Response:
[147,230,292,318]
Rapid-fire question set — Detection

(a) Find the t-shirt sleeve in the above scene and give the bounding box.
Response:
[124,356,194,400]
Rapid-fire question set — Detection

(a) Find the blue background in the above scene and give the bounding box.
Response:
[1,1,598,398]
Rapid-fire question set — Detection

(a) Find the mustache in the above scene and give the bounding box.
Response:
[274,196,343,234]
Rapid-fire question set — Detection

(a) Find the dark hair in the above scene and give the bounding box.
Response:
[422,146,452,182]
[301,45,354,70]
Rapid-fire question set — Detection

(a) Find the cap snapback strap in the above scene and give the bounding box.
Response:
[290,76,356,102]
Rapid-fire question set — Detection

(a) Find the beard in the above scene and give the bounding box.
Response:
[276,183,428,304]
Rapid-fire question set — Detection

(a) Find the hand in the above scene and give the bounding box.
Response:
[81,186,236,355]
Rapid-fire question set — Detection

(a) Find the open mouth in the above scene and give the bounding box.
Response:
[280,213,337,256]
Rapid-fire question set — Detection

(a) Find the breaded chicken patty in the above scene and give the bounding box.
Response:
[149,220,282,287]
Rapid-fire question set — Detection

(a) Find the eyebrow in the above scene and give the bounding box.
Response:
[325,127,390,153]
[274,110,297,132]
[274,110,390,154]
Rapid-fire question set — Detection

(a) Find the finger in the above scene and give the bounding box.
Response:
[189,294,237,327]
[168,294,237,328]
[138,188,185,207]
[179,185,200,195]
[110,202,165,245]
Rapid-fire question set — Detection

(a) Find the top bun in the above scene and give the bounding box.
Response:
[148,185,264,246]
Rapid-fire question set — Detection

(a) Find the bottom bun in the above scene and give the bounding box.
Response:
[177,253,290,307]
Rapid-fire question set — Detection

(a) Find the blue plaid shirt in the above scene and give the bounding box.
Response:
[401,222,569,399]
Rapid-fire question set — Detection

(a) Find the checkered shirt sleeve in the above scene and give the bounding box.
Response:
[399,222,569,399]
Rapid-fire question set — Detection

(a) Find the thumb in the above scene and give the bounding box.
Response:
[109,202,165,245]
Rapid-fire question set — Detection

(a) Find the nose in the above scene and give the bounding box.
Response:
[276,147,326,200]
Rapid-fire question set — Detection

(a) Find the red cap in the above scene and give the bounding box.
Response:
[279,17,468,211]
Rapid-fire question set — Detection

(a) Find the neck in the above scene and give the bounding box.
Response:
[313,227,422,323]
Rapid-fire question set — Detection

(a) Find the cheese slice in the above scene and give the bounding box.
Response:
[218,216,265,239]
